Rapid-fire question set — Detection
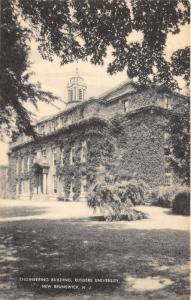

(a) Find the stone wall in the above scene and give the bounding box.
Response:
[8,88,185,200]
[8,118,107,200]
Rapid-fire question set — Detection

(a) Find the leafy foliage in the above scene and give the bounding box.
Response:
[1,0,58,138]
[1,0,190,136]
[171,46,190,86]
[167,100,190,185]
[87,177,148,221]
[117,178,149,205]
[18,0,190,91]
[150,185,190,210]
[172,190,190,215]
[150,186,177,208]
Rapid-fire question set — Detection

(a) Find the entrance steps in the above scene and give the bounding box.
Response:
[31,194,50,201]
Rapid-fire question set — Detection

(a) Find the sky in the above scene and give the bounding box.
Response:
[26,24,190,118]
[0,24,189,165]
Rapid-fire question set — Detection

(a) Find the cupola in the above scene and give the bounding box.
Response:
[66,68,87,108]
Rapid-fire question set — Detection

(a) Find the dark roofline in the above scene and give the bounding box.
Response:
[36,80,134,126]
[123,105,177,120]
[98,80,133,100]
[10,116,107,150]
[132,85,189,100]
[36,97,99,126]
[31,82,189,127]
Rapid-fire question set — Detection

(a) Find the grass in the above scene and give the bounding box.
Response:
[0,205,189,300]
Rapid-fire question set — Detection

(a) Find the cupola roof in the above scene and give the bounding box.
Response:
[67,68,86,88]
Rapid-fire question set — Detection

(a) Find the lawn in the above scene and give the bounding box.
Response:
[0,201,190,300]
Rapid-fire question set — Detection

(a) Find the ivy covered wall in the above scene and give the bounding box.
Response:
[108,108,169,187]
[8,87,185,199]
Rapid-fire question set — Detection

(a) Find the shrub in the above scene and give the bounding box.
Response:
[87,178,148,221]
[150,186,177,208]
[57,196,65,201]
[57,196,70,201]
[119,178,149,205]
[150,186,190,209]
[172,191,190,216]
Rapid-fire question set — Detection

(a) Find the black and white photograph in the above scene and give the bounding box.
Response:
[0,0,190,299]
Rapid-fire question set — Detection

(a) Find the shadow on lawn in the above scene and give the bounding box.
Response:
[0,207,46,219]
[0,218,189,299]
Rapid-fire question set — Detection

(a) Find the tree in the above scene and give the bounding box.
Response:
[169,46,190,184]
[18,0,190,90]
[168,99,190,185]
[171,46,190,87]
[0,0,58,139]
[17,0,190,185]
[1,0,190,137]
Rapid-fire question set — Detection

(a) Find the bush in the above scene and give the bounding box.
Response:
[57,196,70,201]
[150,186,177,208]
[150,186,190,210]
[119,178,149,205]
[172,191,190,216]
[87,178,148,221]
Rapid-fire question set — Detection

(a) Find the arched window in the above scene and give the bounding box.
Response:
[81,141,87,163]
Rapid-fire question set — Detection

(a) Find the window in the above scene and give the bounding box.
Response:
[16,159,19,174]
[74,87,77,100]
[27,157,30,171]
[41,125,45,135]
[70,147,75,165]
[164,146,170,156]
[81,178,87,193]
[164,173,172,186]
[79,89,83,100]
[164,132,169,142]
[42,150,46,162]
[81,141,87,163]
[122,100,129,112]
[51,119,58,131]
[97,164,105,182]
[55,119,58,130]
[165,166,171,173]
[69,181,74,200]
[164,97,172,109]
[51,120,56,131]
[61,115,68,125]
[53,176,57,193]
[21,157,24,172]
[21,180,23,194]
[21,180,29,194]
[61,116,67,126]
[52,149,57,166]
[16,182,19,195]
[68,90,73,101]
[61,150,65,165]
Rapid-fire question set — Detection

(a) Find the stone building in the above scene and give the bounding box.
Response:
[8,70,187,200]
[0,165,8,199]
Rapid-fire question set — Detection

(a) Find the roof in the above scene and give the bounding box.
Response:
[34,80,188,127]
[32,161,50,168]
[35,80,136,126]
